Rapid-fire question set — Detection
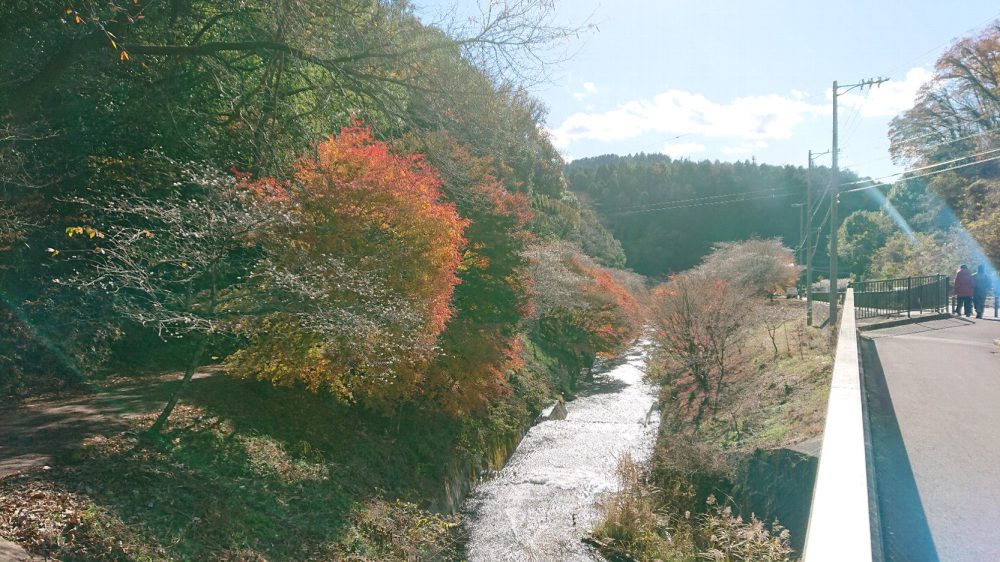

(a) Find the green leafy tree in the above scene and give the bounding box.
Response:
[868,229,980,279]
[567,154,873,276]
[837,211,897,277]
[887,180,947,230]
[0,0,592,396]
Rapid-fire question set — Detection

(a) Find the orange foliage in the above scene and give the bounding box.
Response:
[572,257,644,355]
[402,131,536,414]
[233,167,291,202]
[295,124,468,337]
[234,124,469,410]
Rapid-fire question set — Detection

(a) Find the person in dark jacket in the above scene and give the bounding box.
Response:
[972,264,993,319]
[953,264,974,317]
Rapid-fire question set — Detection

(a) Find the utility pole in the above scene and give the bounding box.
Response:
[830,80,839,330]
[792,202,805,263]
[829,77,888,330]
[805,149,829,327]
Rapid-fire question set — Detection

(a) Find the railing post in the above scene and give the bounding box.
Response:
[940,275,945,313]
[946,275,951,314]
[906,277,911,318]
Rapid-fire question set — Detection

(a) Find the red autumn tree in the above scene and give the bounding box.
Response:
[407,131,537,414]
[526,241,645,389]
[231,124,468,410]
[652,271,747,421]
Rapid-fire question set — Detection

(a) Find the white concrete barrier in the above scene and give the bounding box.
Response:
[803,289,873,561]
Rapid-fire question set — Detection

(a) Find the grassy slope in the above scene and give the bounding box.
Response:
[593,299,833,561]
[0,335,580,561]
[692,300,832,454]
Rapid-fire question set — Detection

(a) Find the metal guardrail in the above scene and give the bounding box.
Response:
[851,275,949,320]
[803,289,874,562]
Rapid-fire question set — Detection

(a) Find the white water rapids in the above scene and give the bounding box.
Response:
[462,340,661,561]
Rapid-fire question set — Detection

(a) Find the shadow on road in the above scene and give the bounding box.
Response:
[863,317,973,339]
[861,337,939,562]
[0,371,214,478]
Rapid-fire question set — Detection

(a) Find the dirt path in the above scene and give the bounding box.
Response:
[0,537,37,561]
[0,370,216,479]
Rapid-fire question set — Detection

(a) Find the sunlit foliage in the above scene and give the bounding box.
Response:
[526,241,645,388]
[231,125,467,410]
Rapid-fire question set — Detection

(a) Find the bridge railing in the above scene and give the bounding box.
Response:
[803,289,874,562]
[851,274,949,320]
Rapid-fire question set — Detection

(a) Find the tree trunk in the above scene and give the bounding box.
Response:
[147,336,209,436]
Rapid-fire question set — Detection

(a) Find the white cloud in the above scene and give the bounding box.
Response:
[549,89,827,149]
[661,141,706,158]
[571,81,598,101]
[837,67,932,118]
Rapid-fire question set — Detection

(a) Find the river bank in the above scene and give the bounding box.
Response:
[462,339,660,561]
[0,328,629,561]
[591,299,832,561]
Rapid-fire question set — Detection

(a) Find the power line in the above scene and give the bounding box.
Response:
[918,125,1000,151]
[838,125,1000,171]
[596,185,798,213]
[841,147,1000,190]
[610,190,799,216]
[844,153,1000,194]
[839,87,872,150]
[596,188,779,211]
[607,189,800,216]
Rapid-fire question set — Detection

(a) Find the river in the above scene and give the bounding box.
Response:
[462,339,660,561]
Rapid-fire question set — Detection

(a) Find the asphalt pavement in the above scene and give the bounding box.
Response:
[862,316,1000,562]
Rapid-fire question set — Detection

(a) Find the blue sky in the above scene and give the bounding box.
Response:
[415,1,1000,180]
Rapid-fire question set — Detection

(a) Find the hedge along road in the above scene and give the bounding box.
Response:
[462,339,660,561]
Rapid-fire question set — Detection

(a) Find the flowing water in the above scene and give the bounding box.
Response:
[462,340,660,561]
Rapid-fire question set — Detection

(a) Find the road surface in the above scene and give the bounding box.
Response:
[863,316,1000,561]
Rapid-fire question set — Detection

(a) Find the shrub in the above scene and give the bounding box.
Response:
[696,495,793,562]
[594,453,674,559]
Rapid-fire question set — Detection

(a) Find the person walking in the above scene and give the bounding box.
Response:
[972,264,992,319]
[953,264,974,317]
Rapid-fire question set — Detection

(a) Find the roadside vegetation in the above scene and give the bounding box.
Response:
[591,240,832,562]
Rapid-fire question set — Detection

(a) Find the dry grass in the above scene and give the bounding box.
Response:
[593,299,832,561]
[593,453,673,557]
[704,300,832,453]
[696,495,792,561]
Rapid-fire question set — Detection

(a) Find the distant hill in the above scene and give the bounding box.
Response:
[566,154,874,277]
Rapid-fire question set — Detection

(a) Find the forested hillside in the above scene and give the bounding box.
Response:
[0,2,642,559]
[566,154,876,277]
[0,0,635,402]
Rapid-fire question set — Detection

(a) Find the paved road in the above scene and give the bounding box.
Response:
[862,316,1000,562]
